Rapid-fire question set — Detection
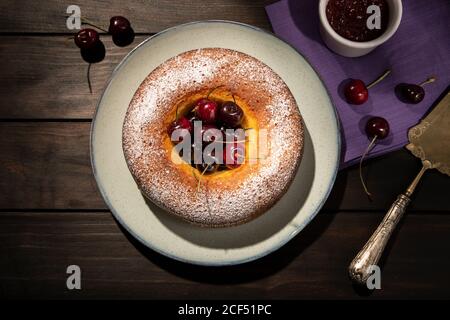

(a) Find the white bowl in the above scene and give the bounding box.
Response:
[319,0,403,57]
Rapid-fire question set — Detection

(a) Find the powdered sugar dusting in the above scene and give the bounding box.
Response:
[123,48,303,227]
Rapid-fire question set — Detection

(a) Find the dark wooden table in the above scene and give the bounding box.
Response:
[1,0,449,300]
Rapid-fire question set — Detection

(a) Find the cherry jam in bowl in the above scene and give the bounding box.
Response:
[319,0,402,57]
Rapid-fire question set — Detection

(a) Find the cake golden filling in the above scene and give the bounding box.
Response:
[123,48,304,227]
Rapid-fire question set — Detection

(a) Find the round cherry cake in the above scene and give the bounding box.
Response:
[122,48,304,227]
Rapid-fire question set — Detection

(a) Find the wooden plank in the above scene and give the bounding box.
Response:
[0,0,273,33]
[325,150,450,211]
[1,123,449,211]
[0,123,105,209]
[1,211,449,299]
[0,35,147,119]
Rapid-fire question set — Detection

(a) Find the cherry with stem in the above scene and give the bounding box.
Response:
[72,28,105,93]
[359,116,390,200]
[109,16,135,47]
[396,76,437,104]
[345,69,391,105]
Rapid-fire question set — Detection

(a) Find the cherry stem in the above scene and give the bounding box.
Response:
[87,63,92,94]
[196,164,212,192]
[366,69,391,89]
[80,17,108,33]
[232,94,236,104]
[206,85,225,99]
[359,135,378,200]
[419,76,436,87]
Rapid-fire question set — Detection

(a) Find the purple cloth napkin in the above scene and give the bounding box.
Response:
[266,0,450,167]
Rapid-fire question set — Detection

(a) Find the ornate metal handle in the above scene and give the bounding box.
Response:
[348,194,410,285]
[348,161,431,286]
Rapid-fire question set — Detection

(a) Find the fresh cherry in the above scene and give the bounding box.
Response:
[109,16,130,33]
[168,116,193,139]
[80,40,105,63]
[344,70,391,105]
[219,101,244,127]
[365,116,390,139]
[109,16,135,47]
[112,27,135,47]
[195,99,218,124]
[74,28,100,50]
[399,84,424,103]
[396,77,436,104]
[344,79,368,105]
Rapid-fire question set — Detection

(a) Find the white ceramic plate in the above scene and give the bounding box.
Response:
[91,21,340,266]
